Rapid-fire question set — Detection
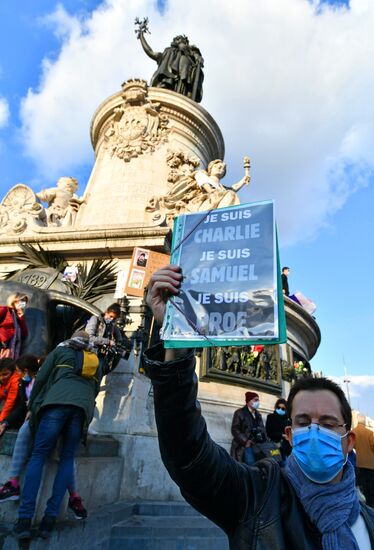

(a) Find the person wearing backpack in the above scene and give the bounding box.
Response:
[13,331,106,540]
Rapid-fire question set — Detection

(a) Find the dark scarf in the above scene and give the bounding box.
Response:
[285,453,360,549]
[58,336,92,351]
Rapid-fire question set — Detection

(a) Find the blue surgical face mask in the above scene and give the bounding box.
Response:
[104,318,113,324]
[251,401,260,410]
[22,373,32,383]
[276,408,286,416]
[292,424,348,484]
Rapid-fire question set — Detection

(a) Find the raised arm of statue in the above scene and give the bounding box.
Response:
[139,32,161,62]
[230,175,250,192]
[135,18,161,62]
[230,157,251,191]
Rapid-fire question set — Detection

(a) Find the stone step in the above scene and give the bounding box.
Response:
[109,536,229,550]
[136,501,202,517]
[112,514,224,537]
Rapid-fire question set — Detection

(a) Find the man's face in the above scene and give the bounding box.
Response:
[0,369,12,385]
[104,311,117,322]
[247,396,259,410]
[283,269,290,276]
[285,389,355,482]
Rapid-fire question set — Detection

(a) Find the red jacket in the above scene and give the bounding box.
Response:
[0,371,21,422]
[0,306,28,344]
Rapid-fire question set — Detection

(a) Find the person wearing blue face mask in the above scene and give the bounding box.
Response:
[266,398,292,464]
[141,265,374,550]
[85,303,123,349]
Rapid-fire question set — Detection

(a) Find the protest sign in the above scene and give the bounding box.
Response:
[125,247,170,297]
[161,200,286,348]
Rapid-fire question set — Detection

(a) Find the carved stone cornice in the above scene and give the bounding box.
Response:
[284,296,321,360]
[90,83,224,166]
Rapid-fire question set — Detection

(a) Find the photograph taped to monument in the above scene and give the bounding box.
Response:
[161,200,286,348]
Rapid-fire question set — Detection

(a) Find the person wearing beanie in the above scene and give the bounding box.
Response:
[230,390,266,465]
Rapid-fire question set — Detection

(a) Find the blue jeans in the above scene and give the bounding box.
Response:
[18,405,83,519]
[243,446,255,465]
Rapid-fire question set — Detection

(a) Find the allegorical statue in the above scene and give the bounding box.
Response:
[146,151,250,226]
[135,17,204,103]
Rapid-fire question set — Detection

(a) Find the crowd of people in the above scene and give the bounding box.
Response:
[0,295,125,540]
[1,276,373,547]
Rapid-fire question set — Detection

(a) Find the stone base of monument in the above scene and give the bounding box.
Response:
[0,431,123,524]
[0,500,228,550]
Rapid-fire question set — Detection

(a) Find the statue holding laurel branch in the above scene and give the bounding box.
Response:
[135,17,204,103]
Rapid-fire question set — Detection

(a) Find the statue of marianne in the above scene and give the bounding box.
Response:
[135,17,204,103]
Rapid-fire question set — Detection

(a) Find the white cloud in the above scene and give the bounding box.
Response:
[19,0,374,244]
[0,97,9,128]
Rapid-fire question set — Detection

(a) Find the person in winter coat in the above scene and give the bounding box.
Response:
[230,391,266,465]
[0,293,29,360]
[265,397,292,463]
[13,331,107,540]
[85,303,123,348]
[141,264,374,550]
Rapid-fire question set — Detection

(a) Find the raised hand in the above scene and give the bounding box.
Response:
[146,265,182,326]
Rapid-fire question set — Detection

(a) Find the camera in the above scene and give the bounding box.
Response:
[98,342,131,371]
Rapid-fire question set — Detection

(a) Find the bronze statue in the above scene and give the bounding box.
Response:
[135,17,204,103]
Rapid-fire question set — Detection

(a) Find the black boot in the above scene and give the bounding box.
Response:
[38,515,56,538]
[13,518,32,539]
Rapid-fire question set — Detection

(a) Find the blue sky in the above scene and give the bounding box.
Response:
[0,0,373,416]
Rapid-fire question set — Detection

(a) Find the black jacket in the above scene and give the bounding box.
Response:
[142,344,374,550]
[231,406,265,462]
[2,378,28,429]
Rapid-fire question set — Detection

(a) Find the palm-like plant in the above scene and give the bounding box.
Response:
[3,243,118,305]
[61,258,118,304]
[4,242,68,279]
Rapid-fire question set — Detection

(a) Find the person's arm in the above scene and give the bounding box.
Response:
[142,344,248,535]
[231,410,249,446]
[28,350,57,409]
[0,382,27,430]
[142,265,257,535]
[86,315,109,346]
[0,374,21,422]
[230,175,250,192]
[17,314,28,339]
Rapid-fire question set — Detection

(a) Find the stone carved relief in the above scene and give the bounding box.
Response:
[104,79,170,163]
[0,177,83,235]
[210,345,279,383]
[0,185,46,235]
[146,152,251,226]
[36,177,83,227]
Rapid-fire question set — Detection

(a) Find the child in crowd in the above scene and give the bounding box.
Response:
[0,354,87,520]
[0,358,21,435]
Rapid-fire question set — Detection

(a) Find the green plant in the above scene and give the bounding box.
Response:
[62,258,118,304]
[3,242,68,279]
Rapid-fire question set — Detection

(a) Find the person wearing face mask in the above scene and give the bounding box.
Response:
[0,293,29,360]
[140,265,374,550]
[266,397,292,463]
[230,391,266,465]
[85,303,123,350]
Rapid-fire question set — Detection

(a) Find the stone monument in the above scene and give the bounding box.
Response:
[0,20,320,506]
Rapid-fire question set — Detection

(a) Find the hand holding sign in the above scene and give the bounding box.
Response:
[147,265,182,325]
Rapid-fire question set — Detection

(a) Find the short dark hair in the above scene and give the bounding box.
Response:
[287,377,352,430]
[16,354,40,375]
[282,266,290,272]
[0,358,16,373]
[275,398,287,410]
[106,303,121,318]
